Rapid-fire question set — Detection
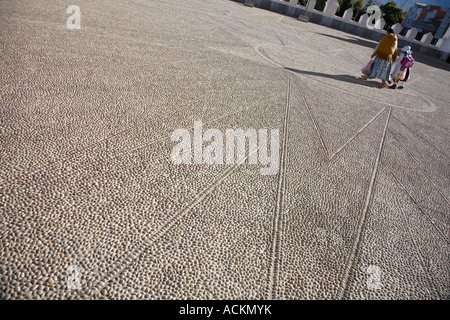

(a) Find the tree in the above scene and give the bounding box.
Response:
[353,0,365,21]
[337,0,354,17]
[380,1,404,27]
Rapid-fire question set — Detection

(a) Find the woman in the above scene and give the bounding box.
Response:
[361,28,398,88]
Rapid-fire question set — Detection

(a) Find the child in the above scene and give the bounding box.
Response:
[390,46,414,89]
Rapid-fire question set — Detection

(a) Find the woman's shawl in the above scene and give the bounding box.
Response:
[373,33,398,62]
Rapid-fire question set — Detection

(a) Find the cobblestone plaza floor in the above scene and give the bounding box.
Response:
[0,0,449,299]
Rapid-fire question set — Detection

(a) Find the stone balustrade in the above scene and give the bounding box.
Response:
[421,32,433,45]
[406,27,418,40]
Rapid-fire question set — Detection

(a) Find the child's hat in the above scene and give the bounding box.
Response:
[401,46,412,54]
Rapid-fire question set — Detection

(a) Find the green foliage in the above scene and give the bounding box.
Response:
[337,0,354,17]
[314,0,327,11]
[353,0,365,12]
[354,7,367,21]
[353,0,365,20]
[380,1,404,27]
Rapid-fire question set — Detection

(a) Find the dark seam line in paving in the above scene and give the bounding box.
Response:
[272,28,285,47]
[339,106,392,300]
[267,76,291,300]
[390,114,450,160]
[381,160,445,299]
[0,108,181,186]
[0,106,252,189]
[267,75,291,300]
[328,107,388,162]
[96,151,257,296]
[297,83,330,160]
[387,129,450,208]
[379,158,449,243]
[92,117,287,296]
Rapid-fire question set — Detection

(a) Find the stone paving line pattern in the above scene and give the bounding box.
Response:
[0,0,449,299]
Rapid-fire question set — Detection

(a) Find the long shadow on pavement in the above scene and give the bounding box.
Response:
[316,33,377,50]
[284,67,381,88]
[316,33,450,72]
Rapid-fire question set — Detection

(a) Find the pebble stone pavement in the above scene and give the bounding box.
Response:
[0,0,449,300]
